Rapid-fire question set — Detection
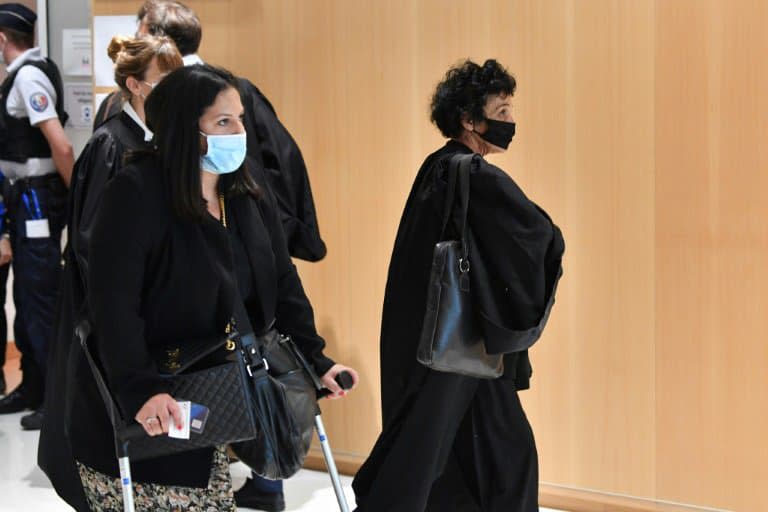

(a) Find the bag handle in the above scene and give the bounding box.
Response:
[439,153,474,265]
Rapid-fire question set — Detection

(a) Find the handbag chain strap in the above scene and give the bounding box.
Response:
[219,193,237,350]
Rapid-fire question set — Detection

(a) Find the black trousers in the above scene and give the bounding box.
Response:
[353,370,539,512]
[5,174,66,397]
[0,261,9,370]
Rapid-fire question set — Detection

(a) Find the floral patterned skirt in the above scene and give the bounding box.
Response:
[76,445,235,512]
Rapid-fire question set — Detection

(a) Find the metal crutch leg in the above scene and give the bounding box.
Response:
[117,440,136,512]
[314,414,350,512]
[115,423,147,512]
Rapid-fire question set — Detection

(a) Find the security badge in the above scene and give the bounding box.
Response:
[22,189,50,238]
[29,93,49,113]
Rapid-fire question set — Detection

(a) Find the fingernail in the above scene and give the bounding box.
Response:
[177,424,182,429]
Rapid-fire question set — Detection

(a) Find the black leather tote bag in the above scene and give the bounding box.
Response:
[416,153,504,379]
[230,328,321,480]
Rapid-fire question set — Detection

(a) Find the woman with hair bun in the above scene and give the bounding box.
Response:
[71,34,183,276]
[37,34,183,511]
[352,59,565,511]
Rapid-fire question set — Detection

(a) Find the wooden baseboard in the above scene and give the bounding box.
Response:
[539,484,727,512]
[303,447,365,477]
[302,454,723,512]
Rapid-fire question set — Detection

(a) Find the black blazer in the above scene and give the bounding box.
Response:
[69,154,334,487]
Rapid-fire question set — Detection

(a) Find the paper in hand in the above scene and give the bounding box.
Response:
[168,400,191,439]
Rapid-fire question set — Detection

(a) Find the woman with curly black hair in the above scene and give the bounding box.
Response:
[352,59,565,511]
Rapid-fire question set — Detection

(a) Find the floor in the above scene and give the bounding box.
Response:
[1,356,564,512]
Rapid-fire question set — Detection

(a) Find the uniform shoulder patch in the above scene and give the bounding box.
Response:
[29,93,50,113]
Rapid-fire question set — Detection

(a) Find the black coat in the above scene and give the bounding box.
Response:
[38,112,149,511]
[63,154,334,488]
[352,141,565,511]
[94,75,327,262]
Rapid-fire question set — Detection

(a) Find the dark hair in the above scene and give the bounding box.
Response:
[138,0,201,56]
[143,64,258,222]
[0,26,33,49]
[430,59,516,138]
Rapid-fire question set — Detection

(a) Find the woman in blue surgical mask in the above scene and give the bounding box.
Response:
[67,64,358,510]
[39,34,184,511]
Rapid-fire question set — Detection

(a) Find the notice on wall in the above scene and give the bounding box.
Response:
[62,29,92,76]
[93,15,137,87]
[64,83,94,129]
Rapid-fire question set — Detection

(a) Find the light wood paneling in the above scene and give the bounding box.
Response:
[515,0,657,498]
[90,1,768,510]
[655,2,768,511]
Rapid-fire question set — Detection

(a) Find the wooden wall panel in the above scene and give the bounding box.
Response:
[655,1,768,510]
[90,1,768,510]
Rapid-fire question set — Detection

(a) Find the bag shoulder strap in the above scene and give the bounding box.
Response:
[439,153,474,259]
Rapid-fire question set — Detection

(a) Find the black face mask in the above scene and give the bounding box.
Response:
[478,118,516,149]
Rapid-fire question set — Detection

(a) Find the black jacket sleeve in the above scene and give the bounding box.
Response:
[253,175,336,376]
[466,159,565,355]
[87,171,170,418]
[71,132,124,287]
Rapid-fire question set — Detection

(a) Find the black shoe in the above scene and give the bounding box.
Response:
[21,408,44,430]
[234,478,286,511]
[0,387,42,414]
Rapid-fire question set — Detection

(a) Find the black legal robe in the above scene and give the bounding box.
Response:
[352,141,565,512]
[94,75,327,262]
[38,112,150,511]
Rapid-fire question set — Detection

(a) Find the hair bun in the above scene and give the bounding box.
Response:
[107,35,131,62]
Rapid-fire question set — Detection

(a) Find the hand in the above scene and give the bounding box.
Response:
[135,393,182,437]
[0,238,11,266]
[320,364,359,400]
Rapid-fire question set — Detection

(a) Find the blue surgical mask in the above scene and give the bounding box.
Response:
[200,131,247,174]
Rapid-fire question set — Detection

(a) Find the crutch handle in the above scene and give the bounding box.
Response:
[117,422,148,443]
[335,371,354,390]
[318,371,354,398]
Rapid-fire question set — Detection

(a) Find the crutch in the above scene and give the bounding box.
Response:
[315,371,355,512]
[76,320,146,512]
[81,319,354,512]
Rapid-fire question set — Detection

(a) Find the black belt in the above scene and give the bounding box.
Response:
[9,173,61,189]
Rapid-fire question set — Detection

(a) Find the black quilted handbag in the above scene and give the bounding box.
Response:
[78,321,263,461]
[125,335,262,460]
[81,294,318,470]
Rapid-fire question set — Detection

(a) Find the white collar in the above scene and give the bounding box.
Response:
[6,47,43,73]
[182,54,204,66]
[122,101,153,142]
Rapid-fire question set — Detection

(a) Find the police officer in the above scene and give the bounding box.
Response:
[0,3,73,431]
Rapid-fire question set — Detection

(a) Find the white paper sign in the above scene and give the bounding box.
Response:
[93,15,138,87]
[64,83,94,129]
[62,29,92,76]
